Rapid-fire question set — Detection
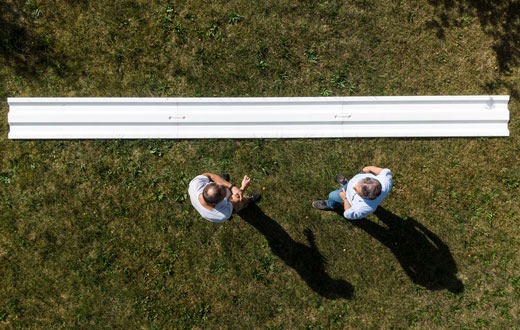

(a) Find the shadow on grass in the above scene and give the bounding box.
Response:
[0,2,68,76]
[239,204,354,300]
[352,206,464,293]
[427,0,519,72]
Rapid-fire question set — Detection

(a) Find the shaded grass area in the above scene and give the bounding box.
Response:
[1,0,519,329]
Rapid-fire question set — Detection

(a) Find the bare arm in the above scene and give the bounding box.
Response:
[362,166,384,175]
[201,172,244,200]
[339,188,352,211]
[201,173,232,188]
[229,175,252,204]
[239,175,251,191]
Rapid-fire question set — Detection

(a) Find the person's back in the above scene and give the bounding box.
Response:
[188,175,233,223]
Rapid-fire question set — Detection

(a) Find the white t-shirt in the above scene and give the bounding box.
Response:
[188,175,233,223]
[343,169,393,220]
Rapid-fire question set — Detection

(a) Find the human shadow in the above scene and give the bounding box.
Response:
[352,207,464,293]
[239,204,354,299]
[426,0,519,73]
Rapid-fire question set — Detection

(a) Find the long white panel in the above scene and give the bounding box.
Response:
[7,96,510,139]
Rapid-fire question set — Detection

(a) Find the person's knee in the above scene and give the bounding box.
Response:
[233,199,249,212]
[328,190,338,201]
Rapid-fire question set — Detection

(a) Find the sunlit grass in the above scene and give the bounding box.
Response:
[0,0,519,328]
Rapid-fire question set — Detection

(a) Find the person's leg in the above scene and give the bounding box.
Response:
[231,191,261,212]
[232,197,250,212]
[327,184,347,209]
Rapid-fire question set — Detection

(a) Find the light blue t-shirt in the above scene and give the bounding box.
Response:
[188,175,233,223]
[343,169,392,220]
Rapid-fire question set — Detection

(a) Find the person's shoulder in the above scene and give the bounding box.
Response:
[377,169,393,192]
[189,175,210,198]
[189,175,209,187]
[191,174,209,183]
[379,168,392,177]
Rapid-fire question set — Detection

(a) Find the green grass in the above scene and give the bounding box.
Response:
[1,0,519,329]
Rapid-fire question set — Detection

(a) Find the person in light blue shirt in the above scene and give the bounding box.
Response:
[312,166,392,220]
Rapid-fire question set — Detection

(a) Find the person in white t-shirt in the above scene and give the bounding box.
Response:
[312,166,392,220]
[188,173,260,223]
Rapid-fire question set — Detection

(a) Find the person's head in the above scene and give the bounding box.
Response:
[202,182,226,205]
[356,178,382,200]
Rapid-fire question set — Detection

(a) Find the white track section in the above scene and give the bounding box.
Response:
[7,96,510,139]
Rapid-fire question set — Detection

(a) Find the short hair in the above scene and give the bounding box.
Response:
[202,182,225,205]
[359,178,382,200]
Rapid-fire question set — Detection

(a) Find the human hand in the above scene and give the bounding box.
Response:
[231,185,243,201]
[340,188,347,200]
[240,175,251,190]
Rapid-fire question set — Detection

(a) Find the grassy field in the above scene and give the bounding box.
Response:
[1,0,519,329]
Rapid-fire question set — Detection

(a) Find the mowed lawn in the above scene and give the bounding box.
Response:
[0,0,519,329]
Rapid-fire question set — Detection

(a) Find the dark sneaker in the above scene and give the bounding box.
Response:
[248,193,262,204]
[312,200,331,210]
[221,173,231,182]
[335,174,348,185]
